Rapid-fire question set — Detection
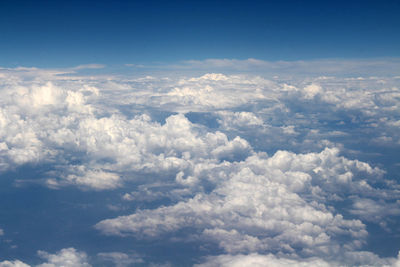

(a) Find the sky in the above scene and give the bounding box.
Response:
[1,1,400,267]
[0,0,400,67]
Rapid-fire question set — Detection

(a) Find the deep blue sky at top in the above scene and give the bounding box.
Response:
[0,0,399,67]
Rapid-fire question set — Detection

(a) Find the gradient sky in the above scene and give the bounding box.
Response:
[1,0,399,67]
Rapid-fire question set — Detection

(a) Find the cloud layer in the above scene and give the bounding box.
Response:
[0,62,399,265]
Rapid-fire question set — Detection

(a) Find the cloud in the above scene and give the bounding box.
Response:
[195,253,333,267]
[0,248,90,267]
[349,198,400,226]
[195,251,400,267]
[0,261,30,267]
[96,147,395,262]
[216,111,264,129]
[161,58,400,77]
[36,248,91,267]
[1,61,400,265]
[0,74,256,190]
[162,73,273,112]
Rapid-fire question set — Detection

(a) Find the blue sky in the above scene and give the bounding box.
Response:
[1,0,400,67]
[1,1,400,267]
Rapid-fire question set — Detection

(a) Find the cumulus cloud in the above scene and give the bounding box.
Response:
[96,148,396,262]
[349,198,400,226]
[0,261,30,267]
[195,252,400,267]
[216,111,264,129]
[36,248,91,267]
[161,73,272,112]
[0,74,255,190]
[195,253,333,267]
[0,248,90,267]
[1,62,400,265]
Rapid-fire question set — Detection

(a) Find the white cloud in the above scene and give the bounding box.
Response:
[216,111,264,129]
[195,253,333,267]
[0,76,256,189]
[1,63,400,265]
[0,261,30,267]
[349,198,400,224]
[0,248,90,267]
[162,73,272,112]
[303,83,322,99]
[37,248,91,267]
[62,168,122,190]
[96,147,394,261]
[195,251,400,267]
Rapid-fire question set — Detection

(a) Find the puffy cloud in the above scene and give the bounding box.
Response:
[0,72,254,190]
[303,83,322,99]
[96,148,394,261]
[1,64,400,265]
[56,168,122,190]
[349,198,400,225]
[163,73,272,111]
[36,248,91,267]
[216,111,264,129]
[1,68,399,181]
[195,253,333,267]
[0,248,90,267]
[0,261,30,267]
[195,251,400,267]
